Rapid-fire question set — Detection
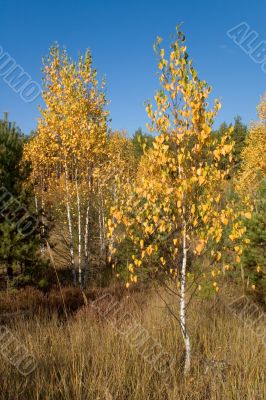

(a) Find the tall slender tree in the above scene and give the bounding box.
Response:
[24,46,108,287]
[110,28,248,374]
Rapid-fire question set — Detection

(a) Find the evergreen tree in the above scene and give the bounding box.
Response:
[242,179,266,303]
[0,119,27,194]
[232,116,248,170]
[239,94,266,303]
[132,128,154,159]
[214,116,247,174]
[0,118,48,287]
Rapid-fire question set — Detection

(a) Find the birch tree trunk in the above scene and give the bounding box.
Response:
[40,196,45,253]
[84,201,90,286]
[179,219,191,375]
[108,184,116,259]
[98,186,105,257]
[75,169,82,288]
[64,163,76,286]
[35,194,44,254]
[34,195,38,214]
[84,171,93,286]
[100,190,106,261]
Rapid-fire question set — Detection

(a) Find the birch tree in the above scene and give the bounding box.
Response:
[24,45,108,287]
[109,28,248,375]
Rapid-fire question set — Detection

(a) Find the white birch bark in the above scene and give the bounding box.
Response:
[34,195,38,214]
[84,201,90,285]
[75,169,82,288]
[64,163,76,286]
[100,190,106,259]
[40,196,45,253]
[178,160,191,375]
[84,172,92,285]
[180,219,191,375]
[98,187,105,257]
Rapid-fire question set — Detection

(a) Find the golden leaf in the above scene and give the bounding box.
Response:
[221,216,228,225]
[195,239,205,254]
[244,212,252,219]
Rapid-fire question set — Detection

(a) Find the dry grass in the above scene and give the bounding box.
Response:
[0,287,265,399]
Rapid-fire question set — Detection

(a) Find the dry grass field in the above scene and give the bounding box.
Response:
[0,286,265,400]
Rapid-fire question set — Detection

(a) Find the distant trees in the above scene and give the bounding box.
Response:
[214,116,248,174]
[238,93,266,302]
[239,95,266,193]
[132,128,154,159]
[241,181,266,302]
[232,116,248,169]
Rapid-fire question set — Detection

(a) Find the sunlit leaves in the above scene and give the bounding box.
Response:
[106,28,249,295]
[238,94,266,194]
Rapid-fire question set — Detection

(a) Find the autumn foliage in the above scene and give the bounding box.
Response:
[5,26,263,378]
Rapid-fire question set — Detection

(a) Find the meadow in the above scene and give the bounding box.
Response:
[0,284,265,400]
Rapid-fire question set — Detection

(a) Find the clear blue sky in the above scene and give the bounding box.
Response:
[0,0,265,135]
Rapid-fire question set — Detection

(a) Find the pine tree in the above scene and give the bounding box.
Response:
[0,118,27,194]
[132,128,154,159]
[239,93,266,302]
[0,118,46,287]
[242,180,266,303]
[214,116,248,174]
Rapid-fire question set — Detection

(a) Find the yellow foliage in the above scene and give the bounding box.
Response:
[195,239,205,255]
[239,93,266,193]
[107,27,247,298]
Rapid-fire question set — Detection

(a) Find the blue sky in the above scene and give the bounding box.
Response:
[0,0,265,135]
